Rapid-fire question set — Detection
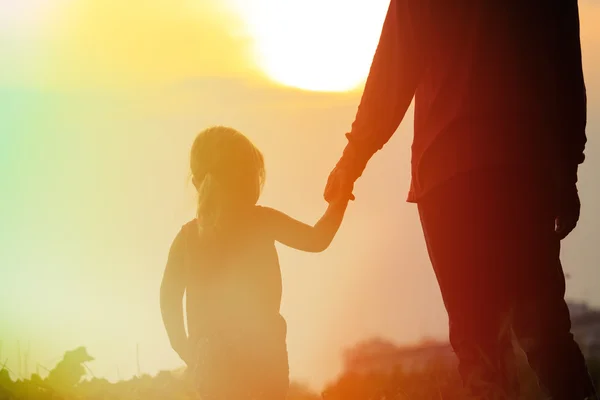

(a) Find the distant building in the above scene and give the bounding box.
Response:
[568,301,600,360]
[569,302,592,319]
[341,301,600,376]
[342,338,456,375]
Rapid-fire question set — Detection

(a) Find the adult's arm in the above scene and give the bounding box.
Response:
[336,0,425,180]
[556,0,587,185]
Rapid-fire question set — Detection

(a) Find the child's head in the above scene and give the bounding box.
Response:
[190,126,265,230]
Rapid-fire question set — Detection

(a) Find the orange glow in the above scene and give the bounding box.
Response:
[1,0,600,393]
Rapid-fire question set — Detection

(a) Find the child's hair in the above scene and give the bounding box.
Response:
[190,126,265,232]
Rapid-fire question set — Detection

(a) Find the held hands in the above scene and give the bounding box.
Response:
[324,165,356,204]
[324,138,372,204]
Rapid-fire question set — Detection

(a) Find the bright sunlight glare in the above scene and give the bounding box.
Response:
[230,0,390,92]
[0,0,58,34]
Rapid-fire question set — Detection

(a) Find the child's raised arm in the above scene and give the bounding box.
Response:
[259,199,350,253]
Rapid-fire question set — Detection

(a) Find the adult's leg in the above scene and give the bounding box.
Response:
[507,173,597,400]
[418,167,524,398]
[418,166,597,399]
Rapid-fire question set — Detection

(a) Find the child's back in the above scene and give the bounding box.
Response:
[177,207,290,399]
[160,126,351,400]
[182,206,284,340]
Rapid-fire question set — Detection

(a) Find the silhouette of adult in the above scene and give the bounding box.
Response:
[324,1,597,399]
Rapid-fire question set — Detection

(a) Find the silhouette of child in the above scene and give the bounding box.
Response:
[160,126,351,400]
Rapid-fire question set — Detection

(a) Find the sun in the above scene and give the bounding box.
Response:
[230,0,390,92]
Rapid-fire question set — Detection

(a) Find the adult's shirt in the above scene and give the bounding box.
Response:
[342,0,587,202]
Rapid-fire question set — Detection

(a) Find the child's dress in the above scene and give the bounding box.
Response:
[178,213,290,400]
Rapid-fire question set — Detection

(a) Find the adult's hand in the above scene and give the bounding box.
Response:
[324,166,356,203]
[555,183,581,240]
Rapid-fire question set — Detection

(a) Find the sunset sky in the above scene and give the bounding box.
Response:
[1,0,600,391]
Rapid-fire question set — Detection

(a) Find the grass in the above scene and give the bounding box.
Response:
[1,346,598,400]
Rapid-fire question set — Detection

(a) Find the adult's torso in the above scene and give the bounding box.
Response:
[408,0,577,201]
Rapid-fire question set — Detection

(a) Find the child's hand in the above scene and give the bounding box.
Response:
[325,166,356,203]
[328,187,354,209]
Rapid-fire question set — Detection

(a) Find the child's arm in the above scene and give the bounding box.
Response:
[159,229,190,364]
[260,198,350,253]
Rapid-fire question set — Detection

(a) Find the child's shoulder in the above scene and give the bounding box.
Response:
[172,219,197,242]
[252,204,279,221]
[250,204,282,231]
[175,219,196,234]
[251,205,290,233]
[167,219,196,255]
[181,219,198,231]
[253,204,269,214]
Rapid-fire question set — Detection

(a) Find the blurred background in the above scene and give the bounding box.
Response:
[1,0,600,392]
